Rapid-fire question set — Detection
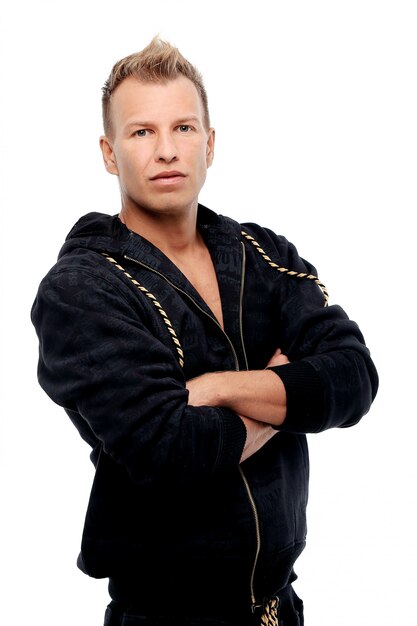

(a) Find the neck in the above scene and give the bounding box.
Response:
[119,202,201,257]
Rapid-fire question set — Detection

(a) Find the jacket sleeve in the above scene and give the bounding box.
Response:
[31,266,246,487]
[245,224,379,434]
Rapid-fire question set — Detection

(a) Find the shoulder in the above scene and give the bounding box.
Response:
[40,247,121,288]
[240,222,311,273]
[34,247,148,321]
[240,221,329,306]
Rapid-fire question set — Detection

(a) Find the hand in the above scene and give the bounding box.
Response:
[239,415,277,462]
[266,348,290,368]
[238,347,288,461]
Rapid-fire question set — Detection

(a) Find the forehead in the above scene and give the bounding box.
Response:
[110,75,204,130]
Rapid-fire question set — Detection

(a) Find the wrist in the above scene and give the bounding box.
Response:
[207,371,234,407]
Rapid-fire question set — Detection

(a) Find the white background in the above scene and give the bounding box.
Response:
[1,1,416,624]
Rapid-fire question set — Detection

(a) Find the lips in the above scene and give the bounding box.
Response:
[150,171,186,181]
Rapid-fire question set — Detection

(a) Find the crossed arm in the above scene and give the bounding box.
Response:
[186,348,289,462]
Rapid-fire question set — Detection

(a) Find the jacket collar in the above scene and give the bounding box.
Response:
[121,204,240,261]
[121,203,239,266]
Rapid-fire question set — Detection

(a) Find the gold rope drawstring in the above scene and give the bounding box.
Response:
[241,230,329,307]
[101,253,185,367]
[260,596,279,626]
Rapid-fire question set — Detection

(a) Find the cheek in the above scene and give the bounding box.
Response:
[118,150,147,181]
[192,144,210,176]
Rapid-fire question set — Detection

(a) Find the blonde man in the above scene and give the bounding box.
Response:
[32,38,378,626]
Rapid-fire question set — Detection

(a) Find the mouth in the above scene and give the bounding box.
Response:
[150,171,186,183]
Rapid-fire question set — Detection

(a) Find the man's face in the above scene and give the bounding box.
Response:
[101,76,215,217]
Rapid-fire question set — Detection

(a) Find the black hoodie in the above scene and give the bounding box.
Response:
[31,205,378,622]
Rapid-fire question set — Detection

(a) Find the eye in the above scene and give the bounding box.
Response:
[177,125,192,133]
[135,129,149,137]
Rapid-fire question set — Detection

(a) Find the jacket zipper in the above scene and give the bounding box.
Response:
[125,250,262,611]
[123,255,240,370]
[238,241,262,612]
[239,466,262,611]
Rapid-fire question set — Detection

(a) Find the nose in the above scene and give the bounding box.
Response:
[154,131,178,163]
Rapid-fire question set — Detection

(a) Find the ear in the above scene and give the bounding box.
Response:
[206,128,215,168]
[99,136,119,175]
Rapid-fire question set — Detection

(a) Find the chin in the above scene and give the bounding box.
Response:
[136,197,198,217]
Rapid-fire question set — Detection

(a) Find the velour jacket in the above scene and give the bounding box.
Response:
[31,205,378,614]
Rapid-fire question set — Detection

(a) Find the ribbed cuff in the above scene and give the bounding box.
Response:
[268,360,325,433]
[215,408,247,471]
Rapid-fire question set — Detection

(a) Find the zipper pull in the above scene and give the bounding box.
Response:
[251,602,262,614]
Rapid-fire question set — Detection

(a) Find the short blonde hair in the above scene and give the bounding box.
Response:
[102,37,210,136]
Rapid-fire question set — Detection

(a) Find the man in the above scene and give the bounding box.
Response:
[31,38,378,626]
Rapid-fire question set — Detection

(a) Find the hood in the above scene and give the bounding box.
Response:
[58,212,130,259]
[57,205,242,261]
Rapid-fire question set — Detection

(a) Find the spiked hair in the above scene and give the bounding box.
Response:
[102,37,210,136]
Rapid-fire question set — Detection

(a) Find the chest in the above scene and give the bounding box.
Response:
[173,250,224,331]
[150,261,279,377]
[122,240,281,375]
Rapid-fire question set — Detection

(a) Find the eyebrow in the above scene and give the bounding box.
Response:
[125,115,202,130]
